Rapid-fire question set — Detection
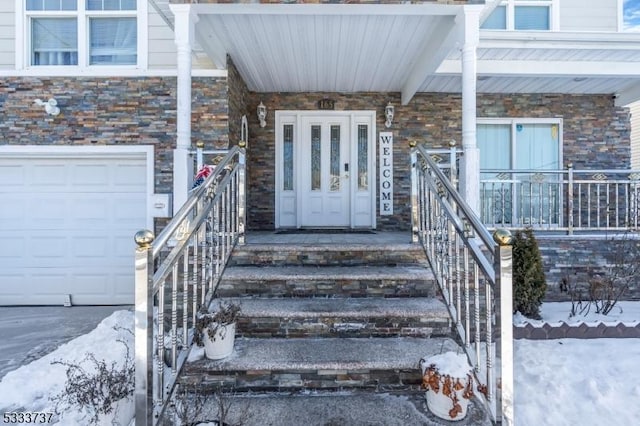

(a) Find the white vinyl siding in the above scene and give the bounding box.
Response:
[631,101,640,170]
[559,0,618,32]
[147,5,175,68]
[0,1,15,68]
[146,7,214,70]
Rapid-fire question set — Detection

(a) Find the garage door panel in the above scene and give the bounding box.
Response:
[0,151,148,305]
[33,165,67,186]
[114,163,147,187]
[114,196,146,222]
[0,164,25,186]
[0,237,25,257]
[0,199,26,221]
[31,236,67,259]
[71,236,109,258]
[73,164,110,187]
[30,197,67,223]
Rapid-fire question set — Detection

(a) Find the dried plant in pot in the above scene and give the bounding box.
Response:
[419,352,474,421]
[193,301,241,360]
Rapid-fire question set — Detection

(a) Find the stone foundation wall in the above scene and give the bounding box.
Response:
[537,234,640,301]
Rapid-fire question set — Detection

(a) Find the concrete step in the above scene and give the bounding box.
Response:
[165,389,491,426]
[216,265,437,298]
[223,297,452,338]
[180,336,459,392]
[228,243,429,267]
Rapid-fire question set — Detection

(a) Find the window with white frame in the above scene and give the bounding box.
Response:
[478,119,562,227]
[481,0,554,31]
[25,0,137,67]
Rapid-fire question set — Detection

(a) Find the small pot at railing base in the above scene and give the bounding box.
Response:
[420,352,474,421]
[203,322,236,360]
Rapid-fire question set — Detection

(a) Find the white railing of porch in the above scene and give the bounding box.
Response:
[411,142,514,425]
[133,144,246,425]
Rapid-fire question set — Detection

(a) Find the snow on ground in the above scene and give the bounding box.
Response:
[0,310,134,426]
[0,304,639,425]
[514,301,640,327]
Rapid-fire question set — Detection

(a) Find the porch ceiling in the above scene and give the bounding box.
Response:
[152,2,640,106]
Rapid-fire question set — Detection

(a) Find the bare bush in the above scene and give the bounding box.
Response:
[50,326,134,425]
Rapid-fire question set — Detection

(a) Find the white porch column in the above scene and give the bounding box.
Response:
[459,7,481,214]
[170,4,198,213]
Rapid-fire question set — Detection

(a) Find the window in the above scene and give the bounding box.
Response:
[478,120,562,227]
[481,0,554,31]
[25,0,138,67]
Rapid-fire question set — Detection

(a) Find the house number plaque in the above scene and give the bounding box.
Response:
[317,99,335,110]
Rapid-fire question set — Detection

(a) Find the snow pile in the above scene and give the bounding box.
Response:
[0,310,134,425]
[419,351,472,377]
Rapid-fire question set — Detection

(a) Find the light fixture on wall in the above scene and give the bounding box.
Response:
[34,98,60,116]
[257,101,267,128]
[385,102,394,128]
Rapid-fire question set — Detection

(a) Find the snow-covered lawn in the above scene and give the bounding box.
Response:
[1,304,639,425]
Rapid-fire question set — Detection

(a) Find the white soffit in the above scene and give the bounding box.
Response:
[193,4,461,93]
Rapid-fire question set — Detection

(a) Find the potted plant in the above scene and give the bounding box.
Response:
[419,352,474,421]
[193,301,241,360]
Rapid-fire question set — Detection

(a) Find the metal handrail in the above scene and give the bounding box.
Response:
[481,167,640,233]
[134,145,246,426]
[411,143,514,425]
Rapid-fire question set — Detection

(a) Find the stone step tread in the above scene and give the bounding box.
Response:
[219,297,449,319]
[188,336,458,372]
[234,243,425,252]
[222,265,434,280]
[180,390,490,426]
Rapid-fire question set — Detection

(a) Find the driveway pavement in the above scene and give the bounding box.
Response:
[0,306,131,380]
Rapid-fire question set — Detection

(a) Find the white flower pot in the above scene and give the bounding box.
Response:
[203,322,236,360]
[420,352,473,421]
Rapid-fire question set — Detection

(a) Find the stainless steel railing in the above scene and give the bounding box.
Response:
[481,167,640,234]
[411,142,514,425]
[134,145,246,425]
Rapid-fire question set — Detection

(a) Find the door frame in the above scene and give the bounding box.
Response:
[275,110,377,229]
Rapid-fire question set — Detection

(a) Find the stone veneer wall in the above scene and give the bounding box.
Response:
[537,235,640,301]
[227,57,250,147]
[244,92,630,231]
[0,76,229,197]
[478,94,631,169]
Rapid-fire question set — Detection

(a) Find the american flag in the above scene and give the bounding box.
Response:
[191,165,214,190]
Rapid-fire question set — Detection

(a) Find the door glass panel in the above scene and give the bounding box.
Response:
[283,124,293,191]
[357,125,368,190]
[311,125,321,191]
[330,125,340,192]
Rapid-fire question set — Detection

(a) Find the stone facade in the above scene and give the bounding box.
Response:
[237,91,630,230]
[537,234,640,301]
[0,76,229,196]
[227,57,250,147]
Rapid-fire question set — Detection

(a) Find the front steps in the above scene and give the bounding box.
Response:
[175,234,490,425]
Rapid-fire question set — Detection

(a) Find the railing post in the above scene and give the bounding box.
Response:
[567,163,574,235]
[410,141,419,243]
[237,141,247,245]
[196,141,204,171]
[493,229,514,426]
[134,230,155,426]
[449,139,458,191]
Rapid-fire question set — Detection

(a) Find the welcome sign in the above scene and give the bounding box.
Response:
[379,132,393,215]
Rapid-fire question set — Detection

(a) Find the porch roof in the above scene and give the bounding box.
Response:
[151,2,640,106]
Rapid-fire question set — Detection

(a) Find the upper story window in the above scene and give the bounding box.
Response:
[481,0,554,31]
[25,0,138,67]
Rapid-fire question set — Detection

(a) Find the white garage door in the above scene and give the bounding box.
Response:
[0,149,149,305]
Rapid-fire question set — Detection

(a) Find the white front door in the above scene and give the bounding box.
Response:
[276,111,376,229]
[300,116,350,227]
